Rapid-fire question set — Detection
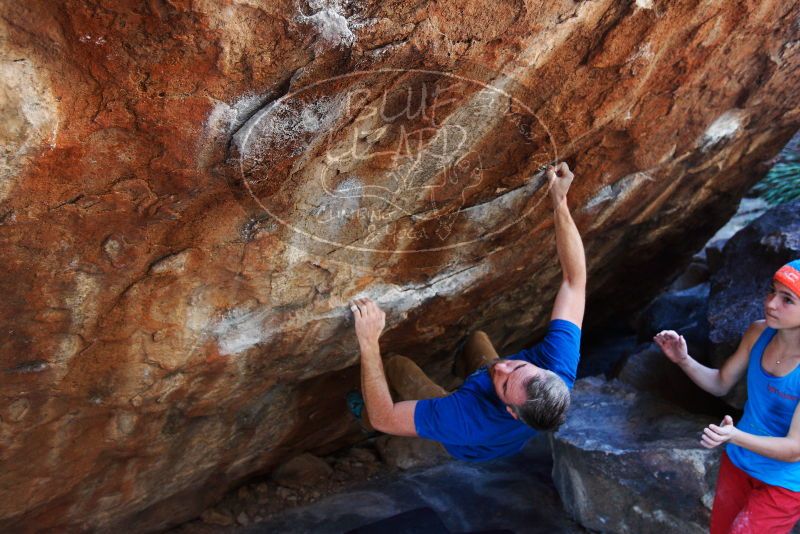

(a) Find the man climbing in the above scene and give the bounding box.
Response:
[350,162,586,461]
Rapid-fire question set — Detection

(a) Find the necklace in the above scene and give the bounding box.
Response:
[771,337,800,366]
[776,353,800,365]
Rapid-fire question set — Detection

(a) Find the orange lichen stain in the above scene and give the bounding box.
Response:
[353,276,381,293]
[204,345,226,364]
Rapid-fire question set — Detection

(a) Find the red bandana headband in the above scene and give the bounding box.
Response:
[774,261,800,298]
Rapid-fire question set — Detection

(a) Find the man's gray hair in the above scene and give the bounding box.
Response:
[511,369,570,431]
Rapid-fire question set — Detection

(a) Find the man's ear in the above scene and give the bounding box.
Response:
[506,405,518,420]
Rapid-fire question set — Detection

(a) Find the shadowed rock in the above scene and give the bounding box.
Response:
[707,200,800,407]
[271,453,333,490]
[375,435,450,471]
[616,342,731,418]
[1,1,799,531]
[551,377,720,533]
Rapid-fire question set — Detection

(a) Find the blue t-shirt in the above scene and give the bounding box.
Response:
[727,326,800,491]
[413,319,581,461]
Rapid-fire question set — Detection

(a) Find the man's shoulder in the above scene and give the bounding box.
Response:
[548,318,582,335]
[508,319,582,357]
[508,319,582,381]
[456,368,494,397]
[419,370,492,410]
[414,369,508,447]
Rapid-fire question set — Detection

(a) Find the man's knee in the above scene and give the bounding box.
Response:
[384,355,417,383]
[385,354,446,400]
[457,330,498,378]
[467,330,491,348]
[470,330,487,340]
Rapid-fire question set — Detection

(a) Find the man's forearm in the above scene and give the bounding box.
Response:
[359,340,395,428]
[553,199,586,287]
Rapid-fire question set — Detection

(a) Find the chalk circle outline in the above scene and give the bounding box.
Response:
[236,68,558,254]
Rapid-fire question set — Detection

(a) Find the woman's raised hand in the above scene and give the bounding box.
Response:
[654,330,690,366]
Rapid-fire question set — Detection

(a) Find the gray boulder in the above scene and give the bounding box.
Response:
[708,200,800,364]
[616,342,729,417]
[375,435,450,471]
[707,200,800,407]
[551,377,721,534]
[271,453,333,489]
[636,282,710,356]
[668,257,710,291]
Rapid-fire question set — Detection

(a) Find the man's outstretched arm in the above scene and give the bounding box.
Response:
[548,163,586,328]
[351,297,418,437]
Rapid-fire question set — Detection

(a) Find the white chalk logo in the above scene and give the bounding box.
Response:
[778,266,800,283]
[234,68,557,259]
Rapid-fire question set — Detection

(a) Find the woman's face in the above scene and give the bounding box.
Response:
[764,280,800,329]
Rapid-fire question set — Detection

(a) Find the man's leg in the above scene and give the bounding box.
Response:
[455,330,500,378]
[360,355,446,430]
[384,355,448,400]
[710,452,755,534]
[378,355,449,466]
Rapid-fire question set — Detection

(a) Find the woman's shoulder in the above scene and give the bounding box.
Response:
[742,320,769,344]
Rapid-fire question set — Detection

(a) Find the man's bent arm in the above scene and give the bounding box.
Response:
[353,298,418,437]
[549,163,586,327]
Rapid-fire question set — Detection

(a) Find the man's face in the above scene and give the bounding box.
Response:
[488,359,541,415]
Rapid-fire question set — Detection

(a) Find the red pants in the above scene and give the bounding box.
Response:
[710,451,800,534]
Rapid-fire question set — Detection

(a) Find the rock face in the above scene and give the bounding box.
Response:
[616,342,730,417]
[551,377,721,534]
[270,453,333,490]
[708,200,800,365]
[1,1,798,532]
[375,435,450,470]
[636,282,710,349]
[618,279,730,415]
[706,199,800,407]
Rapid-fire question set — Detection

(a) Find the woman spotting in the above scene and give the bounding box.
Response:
[656,259,800,534]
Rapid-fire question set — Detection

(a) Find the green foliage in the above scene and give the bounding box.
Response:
[750,157,800,206]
